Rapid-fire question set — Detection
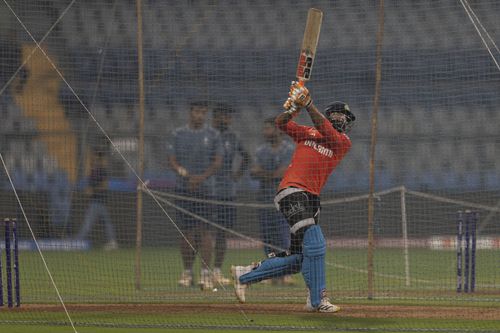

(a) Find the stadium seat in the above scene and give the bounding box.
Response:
[484,171,500,190]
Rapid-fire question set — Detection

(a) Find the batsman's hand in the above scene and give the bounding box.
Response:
[283,97,294,111]
[289,81,312,108]
[176,166,188,177]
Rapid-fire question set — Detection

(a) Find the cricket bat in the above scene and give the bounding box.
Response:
[287,8,323,112]
[296,8,323,84]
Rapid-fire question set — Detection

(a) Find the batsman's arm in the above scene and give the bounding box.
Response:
[306,103,346,142]
[275,106,300,130]
[287,81,334,137]
[275,81,309,129]
[306,102,327,129]
[276,80,311,129]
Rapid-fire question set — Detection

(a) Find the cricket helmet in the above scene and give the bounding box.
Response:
[324,101,355,133]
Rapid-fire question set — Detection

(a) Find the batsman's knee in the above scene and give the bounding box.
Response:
[303,225,326,257]
[239,254,302,284]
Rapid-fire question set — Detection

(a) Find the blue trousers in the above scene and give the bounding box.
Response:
[76,201,116,241]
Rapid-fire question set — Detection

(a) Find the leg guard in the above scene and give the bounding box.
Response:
[301,225,326,308]
[239,254,302,284]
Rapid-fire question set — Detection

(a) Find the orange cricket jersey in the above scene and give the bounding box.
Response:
[276,118,352,195]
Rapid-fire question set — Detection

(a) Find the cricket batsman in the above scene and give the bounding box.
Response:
[231,81,355,312]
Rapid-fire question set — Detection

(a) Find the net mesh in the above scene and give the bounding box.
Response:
[0,0,499,331]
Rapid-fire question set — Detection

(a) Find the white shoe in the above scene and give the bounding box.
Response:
[281,275,296,286]
[178,270,193,287]
[212,268,231,286]
[305,290,314,311]
[305,290,340,313]
[103,240,118,251]
[230,265,254,303]
[199,269,214,291]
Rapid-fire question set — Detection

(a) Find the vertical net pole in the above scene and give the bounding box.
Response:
[401,187,410,287]
[135,0,145,290]
[5,219,13,307]
[0,221,3,307]
[367,0,385,300]
[457,211,464,293]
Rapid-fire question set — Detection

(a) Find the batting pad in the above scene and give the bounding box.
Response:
[239,254,302,285]
[301,225,326,308]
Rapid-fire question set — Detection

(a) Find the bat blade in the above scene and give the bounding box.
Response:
[296,8,323,82]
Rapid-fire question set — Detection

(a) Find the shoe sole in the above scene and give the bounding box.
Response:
[214,280,231,286]
[318,305,341,313]
[178,278,194,288]
[305,305,341,313]
[198,282,214,291]
[213,276,232,286]
[230,266,246,303]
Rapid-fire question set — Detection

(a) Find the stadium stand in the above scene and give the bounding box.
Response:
[1,0,499,192]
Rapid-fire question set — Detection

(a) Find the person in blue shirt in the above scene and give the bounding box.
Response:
[211,103,251,285]
[167,101,223,290]
[75,146,117,250]
[251,117,294,285]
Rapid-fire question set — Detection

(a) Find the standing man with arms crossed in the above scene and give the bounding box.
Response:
[211,103,251,286]
[231,82,355,312]
[168,101,223,290]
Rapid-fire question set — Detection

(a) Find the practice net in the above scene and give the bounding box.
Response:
[0,0,499,331]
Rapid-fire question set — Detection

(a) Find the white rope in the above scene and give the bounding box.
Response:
[458,0,500,71]
[146,184,500,213]
[0,0,78,97]
[0,153,78,333]
[145,186,446,286]
[405,189,500,213]
[142,188,288,253]
[463,0,500,56]
[1,1,79,331]
[1,1,253,321]
[1,0,196,272]
[2,0,497,315]
[143,185,402,208]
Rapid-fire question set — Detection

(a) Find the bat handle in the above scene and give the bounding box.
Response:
[290,79,304,112]
[285,79,305,113]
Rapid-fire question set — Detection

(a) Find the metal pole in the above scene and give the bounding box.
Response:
[13,218,20,306]
[456,211,464,293]
[400,187,410,287]
[135,0,145,291]
[5,218,13,307]
[367,0,385,300]
[471,211,477,292]
[464,210,471,293]
[0,219,3,307]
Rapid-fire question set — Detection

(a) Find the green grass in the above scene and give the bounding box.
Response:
[15,247,500,302]
[1,247,499,331]
[0,325,452,333]
[1,312,500,333]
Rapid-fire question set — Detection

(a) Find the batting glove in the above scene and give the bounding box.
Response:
[283,97,294,110]
[176,166,188,177]
[289,81,312,108]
